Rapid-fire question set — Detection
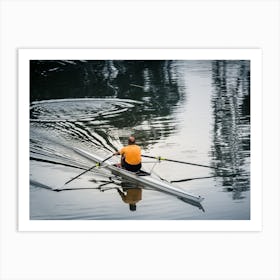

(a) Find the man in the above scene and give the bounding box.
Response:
[114,136,142,172]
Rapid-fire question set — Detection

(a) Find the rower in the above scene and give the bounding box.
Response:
[114,136,142,172]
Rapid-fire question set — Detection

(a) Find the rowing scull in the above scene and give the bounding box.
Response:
[73,148,204,205]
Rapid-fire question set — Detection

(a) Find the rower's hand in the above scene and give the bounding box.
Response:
[114,151,119,156]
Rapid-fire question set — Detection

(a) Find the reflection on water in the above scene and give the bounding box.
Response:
[31,60,186,148]
[29,60,251,220]
[117,183,142,212]
[211,61,250,200]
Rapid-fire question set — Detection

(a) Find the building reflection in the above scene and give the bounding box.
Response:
[211,60,250,199]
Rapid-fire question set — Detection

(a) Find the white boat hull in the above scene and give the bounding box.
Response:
[74,148,204,205]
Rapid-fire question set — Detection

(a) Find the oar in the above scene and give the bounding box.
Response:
[170,175,218,183]
[170,173,238,183]
[141,155,229,171]
[63,154,114,186]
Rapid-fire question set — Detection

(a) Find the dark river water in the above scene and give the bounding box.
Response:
[29,60,250,220]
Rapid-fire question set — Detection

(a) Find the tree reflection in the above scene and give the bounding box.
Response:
[211,60,250,199]
[30,60,185,147]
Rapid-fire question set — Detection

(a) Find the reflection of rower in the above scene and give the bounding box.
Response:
[117,185,142,211]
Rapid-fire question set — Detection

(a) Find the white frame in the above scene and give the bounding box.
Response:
[18,48,262,232]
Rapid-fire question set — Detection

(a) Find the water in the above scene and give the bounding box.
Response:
[29,60,250,220]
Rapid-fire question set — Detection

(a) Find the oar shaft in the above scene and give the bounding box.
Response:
[64,165,97,185]
[141,155,224,170]
[64,154,113,186]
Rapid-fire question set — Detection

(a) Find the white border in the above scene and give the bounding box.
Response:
[18,49,262,231]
